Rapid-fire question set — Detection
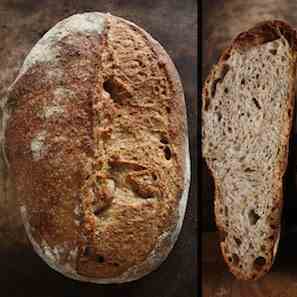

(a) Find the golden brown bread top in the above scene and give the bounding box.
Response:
[4,13,187,280]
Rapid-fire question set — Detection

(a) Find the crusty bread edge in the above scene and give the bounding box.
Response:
[3,12,191,284]
[203,20,297,280]
[19,136,190,284]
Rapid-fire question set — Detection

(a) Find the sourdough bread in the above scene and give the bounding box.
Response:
[3,12,190,283]
[202,20,297,280]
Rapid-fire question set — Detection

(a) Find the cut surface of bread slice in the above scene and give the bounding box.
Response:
[202,20,297,280]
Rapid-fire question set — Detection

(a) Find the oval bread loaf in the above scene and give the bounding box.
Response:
[3,12,190,283]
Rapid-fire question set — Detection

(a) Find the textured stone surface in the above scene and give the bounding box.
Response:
[0,0,197,296]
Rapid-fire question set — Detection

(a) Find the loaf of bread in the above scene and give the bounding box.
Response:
[202,20,297,280]
[2,12,190,283]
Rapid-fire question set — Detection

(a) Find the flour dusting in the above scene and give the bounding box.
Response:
[31,130,47,161]
[18,12,106,77]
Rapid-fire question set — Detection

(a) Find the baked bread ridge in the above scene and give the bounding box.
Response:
[202,20,297,280]
[3,12,190,283]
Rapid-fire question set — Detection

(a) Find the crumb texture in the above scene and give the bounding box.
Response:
[203,29,296,280]
[4,13,187,281]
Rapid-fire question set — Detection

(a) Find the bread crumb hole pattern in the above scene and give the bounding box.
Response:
[234,237,242,246]
[252,97,261,109]
[96,255,105,263]
[219,230,227,242]
[103,77,131,104]
[164,146,171,160]
[253,256,266,271]
[232,253,240,266]
[248,209,260,225]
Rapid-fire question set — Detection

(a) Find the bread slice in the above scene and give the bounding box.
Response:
[202,20,297,280]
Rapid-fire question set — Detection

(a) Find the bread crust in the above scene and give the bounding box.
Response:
[203,20,297,280]
[3,12,190,283]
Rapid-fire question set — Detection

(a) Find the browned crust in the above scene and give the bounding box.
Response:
[114,15,187,193]
[203,20,297,280]
[4,13,188,282]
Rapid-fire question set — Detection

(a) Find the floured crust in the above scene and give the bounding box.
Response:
[202,20,297,280]
[3,12,190,283]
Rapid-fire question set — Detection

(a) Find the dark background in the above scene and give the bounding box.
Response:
[0,1,197,296]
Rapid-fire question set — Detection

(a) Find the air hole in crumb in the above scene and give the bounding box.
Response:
[252,98,261,109]
[281,56,286,62]
[93,207,101,216]
[261,245,266,252]
[228,256,232,263]
[96,255,105,263]
[219,230,227,242]
[222,52,230,61]
[204,97,210,111]
[232,254,240,266]
[103,79,116,96]
[227,127,232,133]
[164,146,171,160]
[256,73,260,79]
[113,262,119,267]
[216,112,222,122]
[244,167,255,173]
[224,206,228,217]
[103,78,131,103]
[152,173,158,181]
[160,136,169,144]
[166,106,171,113]
[83,246,92,256]
[269,49,277,55]
[288,109,292,117]
[254,256,266,270]
[241,78,245,85]
[211,79,220,97]
[224,88,228,94]
[248,209,260,225]
[234,237,242,246]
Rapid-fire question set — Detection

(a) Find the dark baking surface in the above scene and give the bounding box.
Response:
[0,1,197,296]
[202,0,297,232]
[203,232,297,297]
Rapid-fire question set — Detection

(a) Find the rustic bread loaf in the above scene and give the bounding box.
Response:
[2,12,190,283]
[202,20,297,280]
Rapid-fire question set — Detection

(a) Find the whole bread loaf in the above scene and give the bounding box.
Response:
[202,20,297,280]
[2,12,190,283]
